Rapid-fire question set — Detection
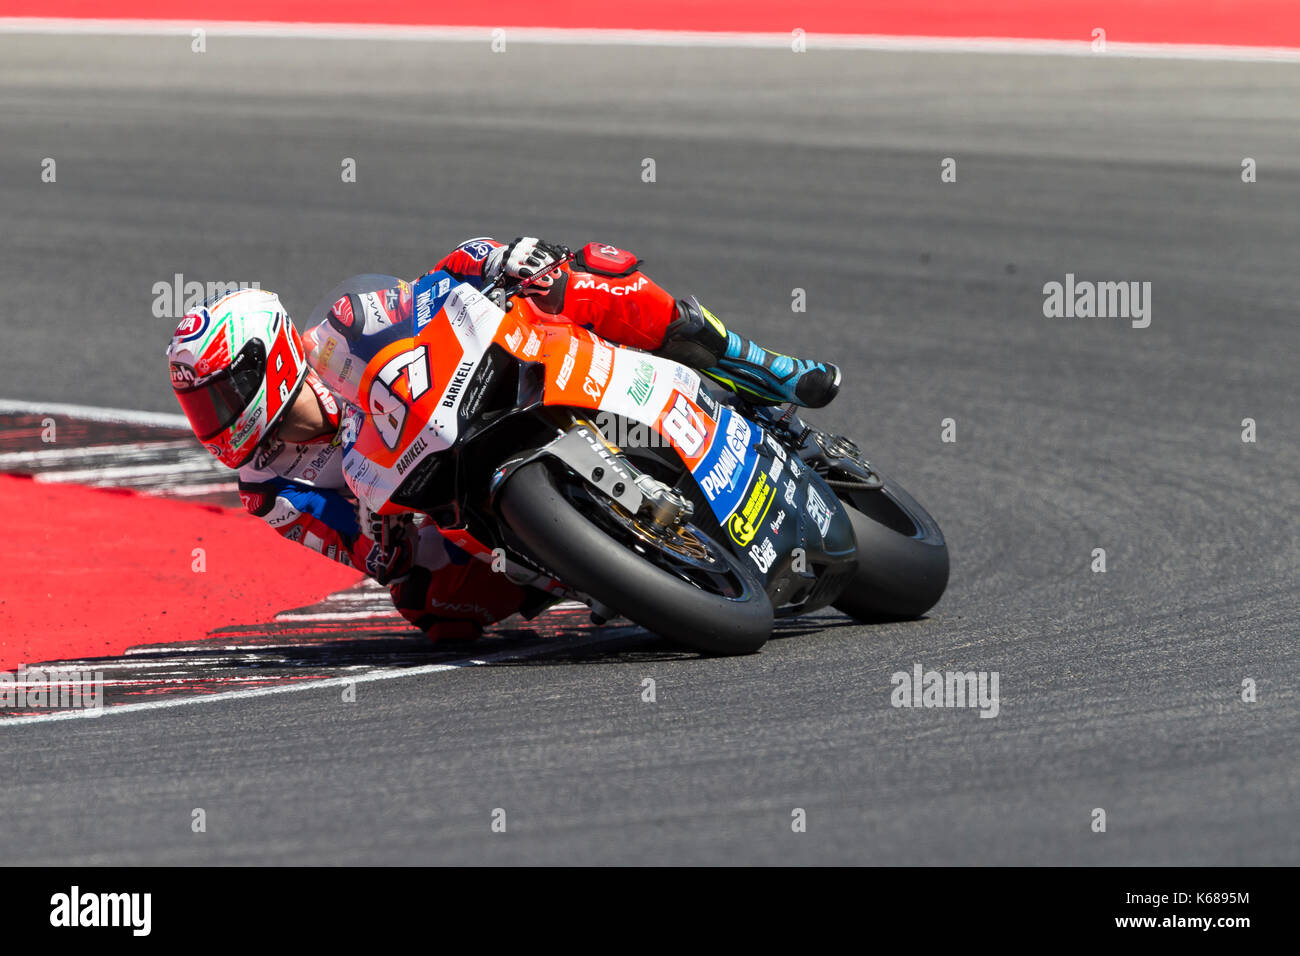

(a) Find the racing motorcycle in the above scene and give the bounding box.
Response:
[303,261,948,655]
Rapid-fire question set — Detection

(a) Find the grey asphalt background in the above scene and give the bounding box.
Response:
[1,34,1297,864]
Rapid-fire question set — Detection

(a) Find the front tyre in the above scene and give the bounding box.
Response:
[497,461,773,654]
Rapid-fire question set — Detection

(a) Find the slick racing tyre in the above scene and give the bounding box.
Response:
[498,461,773,655]
[831,471,949,621]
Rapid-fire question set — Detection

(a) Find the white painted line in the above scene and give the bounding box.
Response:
[1,18,1299,61]
[0,399,189,429]
[0,440,194,466]
[150,481,239,497]
[325,591,390,603]
[33,459,222,483]
[0,630,632,727]
[275,610,404,621]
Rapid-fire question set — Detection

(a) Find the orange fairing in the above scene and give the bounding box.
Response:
[340,279,715,514]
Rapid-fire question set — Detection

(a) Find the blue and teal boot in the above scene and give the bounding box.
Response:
[657,297,841,408]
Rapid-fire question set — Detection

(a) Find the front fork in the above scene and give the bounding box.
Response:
[488,410,696,533]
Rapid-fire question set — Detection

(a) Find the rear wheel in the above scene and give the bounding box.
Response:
[497,461,773,654]
[831,472,949,621]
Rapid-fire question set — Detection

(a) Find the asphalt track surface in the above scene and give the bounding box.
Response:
[1,35,1298,865]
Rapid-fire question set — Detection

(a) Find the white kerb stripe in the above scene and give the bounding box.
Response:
[0,20,1298,62]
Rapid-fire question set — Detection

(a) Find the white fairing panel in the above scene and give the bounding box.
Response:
[338,284,507,512]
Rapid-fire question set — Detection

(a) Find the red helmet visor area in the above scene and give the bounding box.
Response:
[173,339,267,441]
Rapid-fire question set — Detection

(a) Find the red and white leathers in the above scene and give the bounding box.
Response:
[239,237,681,641]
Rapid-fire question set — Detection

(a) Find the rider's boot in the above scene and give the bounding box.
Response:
[655,297,840,408]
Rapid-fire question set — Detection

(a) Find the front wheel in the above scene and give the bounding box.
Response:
[831,471,949,621]
[496,461,773,654]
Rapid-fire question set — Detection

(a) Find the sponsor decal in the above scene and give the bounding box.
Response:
[446,298,472,329]
[698,411,754,502]
[252,438,286,470]
[339,410,361,447]
[751,537,778,574]
[395,435,429,477]
[523,330,542,358]
[357,291,389,331]
[725,414,752,459]
[238,489,265,513]
[414,273,456,332]
[174,310,210,343]
[230,412,259,448]
[583,340,614,400]
[265,497,298,527]
[203,442,222,458]
[317,337,337,369]
[462,239,494,260]
[770,510,786,535]
[728,472,774,547]
[662,392,711,458]
[599,244,619,256]
[308,374,339,415]
[169,363,196,387]
[671,363,700,401]
[627,359,657,407]
[415,289,434,329]
[427,596,495,618]
[700,445,742,501]
[505,327,523,351]
[806,485,833,537]
[284,525,304,542]
[306,444,334,472]
[572,275,649,296]
[556,336,580,389]
[442,359,476,409]
[784,478,798,507]
[364,541,389,579]
[458,353,498,421]
[330,296,355,328]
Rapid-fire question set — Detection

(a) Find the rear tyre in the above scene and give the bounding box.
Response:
[497,461,773,654]
[831,473,949,621]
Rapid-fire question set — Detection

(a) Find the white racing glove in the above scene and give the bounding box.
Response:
[499,236,568,296]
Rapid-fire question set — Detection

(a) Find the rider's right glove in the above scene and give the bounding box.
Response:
[499,237,569,296]
[357,500,418,586]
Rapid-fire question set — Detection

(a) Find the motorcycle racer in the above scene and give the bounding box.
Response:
[164,238,841,641]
